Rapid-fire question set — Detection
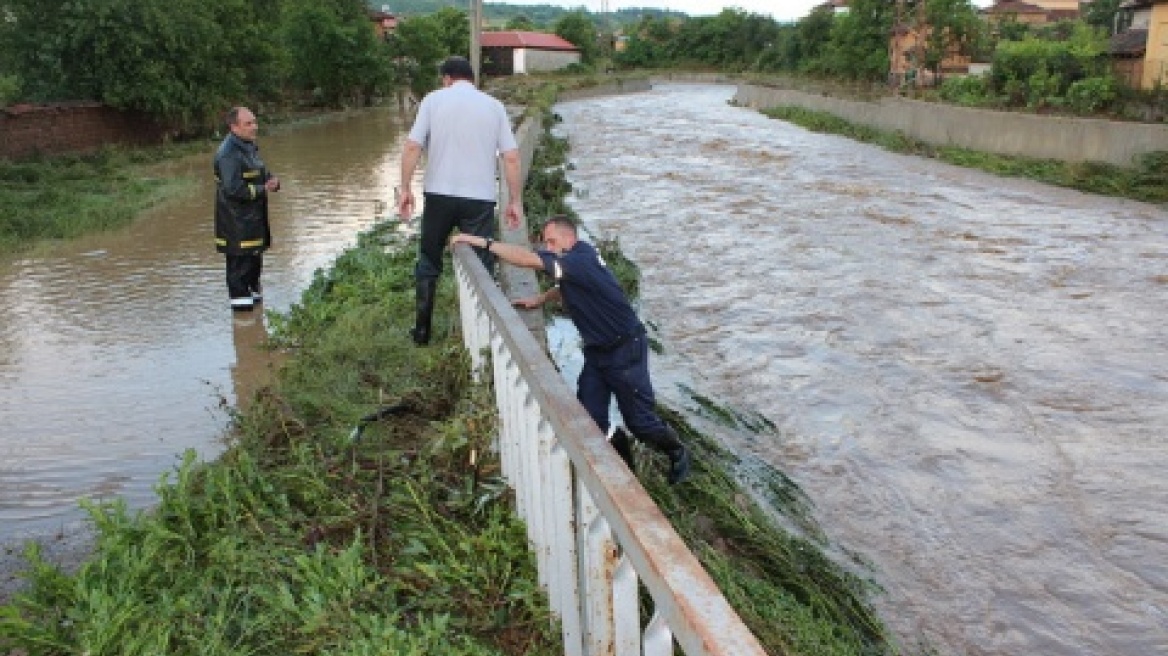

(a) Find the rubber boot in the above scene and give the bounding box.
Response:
[609,427,636,472]
[410,277,438,346]
[635,425,691,485]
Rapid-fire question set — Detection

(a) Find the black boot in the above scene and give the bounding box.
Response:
[636,425,692,485]
[610,427,636,472]
[410,277,438,346]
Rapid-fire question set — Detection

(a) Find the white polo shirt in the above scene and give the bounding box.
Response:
[408,81,518,202]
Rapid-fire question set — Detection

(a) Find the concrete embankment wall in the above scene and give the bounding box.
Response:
[734,83,1168,168]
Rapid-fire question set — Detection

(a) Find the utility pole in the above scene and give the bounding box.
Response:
[915,0,926,88]
[891,0,905,94]
[467,0,481,82]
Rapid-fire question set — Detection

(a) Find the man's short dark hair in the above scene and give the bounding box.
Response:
[439,56,475,83]
[225,106,244,128]
[542,215,578,235]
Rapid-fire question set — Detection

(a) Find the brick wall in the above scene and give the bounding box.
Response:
[0,102,169,160]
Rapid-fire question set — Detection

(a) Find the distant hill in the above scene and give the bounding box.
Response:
[367,0,683,28]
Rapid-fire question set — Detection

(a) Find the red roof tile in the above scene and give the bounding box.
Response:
[480,31,580,51]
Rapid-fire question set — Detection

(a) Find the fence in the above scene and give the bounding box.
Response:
[451,244,767,656]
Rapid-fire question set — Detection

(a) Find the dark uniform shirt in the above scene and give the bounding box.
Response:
[536,241,644,350]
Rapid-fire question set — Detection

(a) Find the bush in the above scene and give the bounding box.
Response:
[939,74,990,106]
[1026,66,1064,109]
[1066,75,1118,114]
[0,75,19,107]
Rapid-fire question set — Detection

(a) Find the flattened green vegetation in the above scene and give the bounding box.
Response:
[0,225,560,656]
[0,145,204,253]
[764,106,1168,205]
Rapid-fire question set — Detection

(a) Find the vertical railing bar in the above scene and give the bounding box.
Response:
[578,485,616,656]
[643,610,674,656]
[524,389,548,584]
[612,555,641,656]
[550,440,583,656]
[534,417,558,605]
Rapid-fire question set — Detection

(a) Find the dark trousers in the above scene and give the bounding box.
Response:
[225,253,263,300]
[416,193,496,280]
[576,335,667,437]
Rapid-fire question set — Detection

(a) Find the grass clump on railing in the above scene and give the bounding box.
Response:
[0,223,559,656]
[762,106,1168,205]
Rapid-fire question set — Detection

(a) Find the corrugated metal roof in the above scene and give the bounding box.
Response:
[1110,28,1149,55]
[480,31,580,51]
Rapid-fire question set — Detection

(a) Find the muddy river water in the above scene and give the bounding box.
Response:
[2,85,1166,655]
[557,85,1167,656]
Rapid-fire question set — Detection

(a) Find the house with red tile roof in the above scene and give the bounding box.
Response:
[480,31,582,75]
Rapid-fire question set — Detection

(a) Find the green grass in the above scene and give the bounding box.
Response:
[0,225,560,655]
[0,144,203,253]
[763,106,1168,205]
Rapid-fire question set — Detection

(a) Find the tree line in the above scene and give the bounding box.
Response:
[0,0,469,133]
[613,0,1150,117]
[0,0,1144,134]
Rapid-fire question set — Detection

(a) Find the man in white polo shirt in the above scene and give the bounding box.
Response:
[397,55,524,346]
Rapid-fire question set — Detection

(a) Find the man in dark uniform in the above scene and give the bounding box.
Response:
[215,106,280,311]
[450,216,692,484]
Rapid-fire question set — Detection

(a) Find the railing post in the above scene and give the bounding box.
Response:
[452,246,768,656]
[578,486,617,656]
[612,555,641,655]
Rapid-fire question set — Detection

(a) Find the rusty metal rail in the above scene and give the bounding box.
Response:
[452,244,767,656]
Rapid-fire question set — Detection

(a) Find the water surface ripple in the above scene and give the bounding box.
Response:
[558,84,1168,656]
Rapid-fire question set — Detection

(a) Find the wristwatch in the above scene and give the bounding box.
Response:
[483,237,494,251]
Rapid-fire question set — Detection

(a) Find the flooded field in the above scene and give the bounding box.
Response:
[0,108,412,546]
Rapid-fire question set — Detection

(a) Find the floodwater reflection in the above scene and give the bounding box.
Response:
[557,84,1168,656]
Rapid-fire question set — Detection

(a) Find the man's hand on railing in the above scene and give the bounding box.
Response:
[511,295,544,310]
[512,286,558,310]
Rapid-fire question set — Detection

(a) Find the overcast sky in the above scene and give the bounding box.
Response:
[502,0,996,23]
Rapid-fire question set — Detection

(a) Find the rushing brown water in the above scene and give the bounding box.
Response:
[0,108,411,546]
[556,84,1168,656]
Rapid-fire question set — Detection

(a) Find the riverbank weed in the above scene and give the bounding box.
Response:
[0,219,560,655]
[0,148,194,253]
[763,106,1168,205]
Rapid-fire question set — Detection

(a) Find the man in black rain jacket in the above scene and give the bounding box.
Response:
[215,106,280,311]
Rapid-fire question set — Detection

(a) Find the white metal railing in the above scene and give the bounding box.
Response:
[453,244,767,656]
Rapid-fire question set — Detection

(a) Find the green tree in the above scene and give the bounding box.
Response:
[0,0,74,101]
[505,14,535,31]
[283,0,391,106]
[0,0,284,129]
[431,6,471,56]
[70,0,276,130]
[1084,0,1123,34]
[665,10,779,68]
[989,23,1112,108]
[824,0,892,81]
[791,6,837,74]
[613,16,671,68]
[391,11,458,98]
[921,0,982,81]
[555,10,599,64]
